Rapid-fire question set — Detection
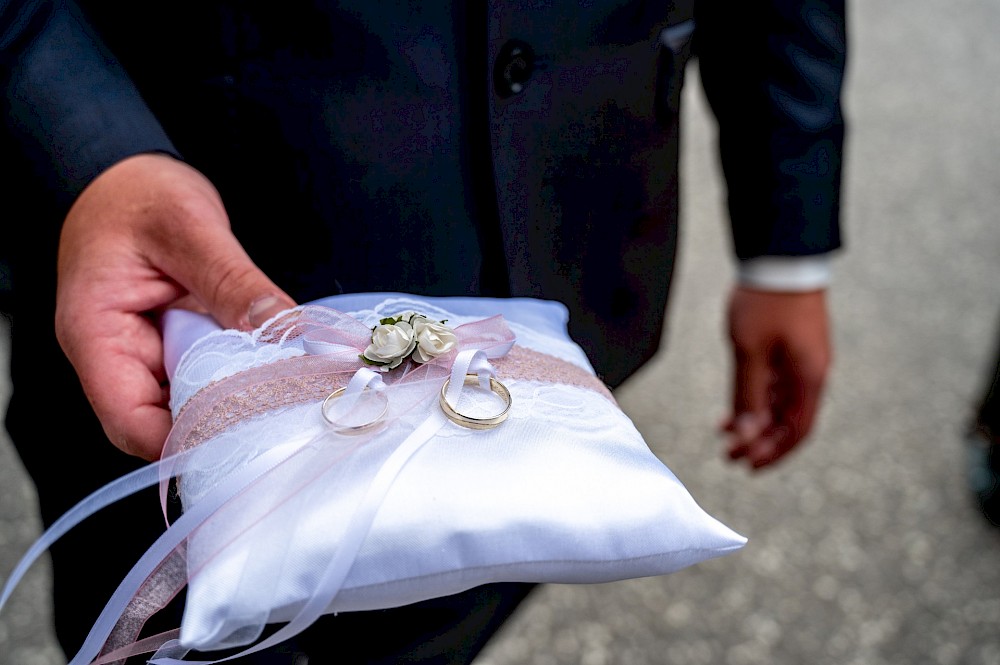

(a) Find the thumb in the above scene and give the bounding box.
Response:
[246,293,300,329]
[723,286,776,441]
[141,184,297,330]
[725,346,773,443]
[733,348,771,415]
[119,154,300,331]
[176,236,298,331]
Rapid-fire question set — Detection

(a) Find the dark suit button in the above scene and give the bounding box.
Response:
[494,39,535,98]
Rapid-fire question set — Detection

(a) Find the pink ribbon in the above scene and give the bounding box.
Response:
[89,306,516,664]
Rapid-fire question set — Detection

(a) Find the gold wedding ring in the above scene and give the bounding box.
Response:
[321,386,389,434]
[439,374,512,430]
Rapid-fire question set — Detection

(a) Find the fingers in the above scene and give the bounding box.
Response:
[55,153,297,460]
[722,287,832,471]
[723,342,773,463]
[724,413,773,464]
[70,314,176,461]
[55,272,180,460]
[727,345,829,470]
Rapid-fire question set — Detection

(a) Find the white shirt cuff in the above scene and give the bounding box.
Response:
[736,255,833,292]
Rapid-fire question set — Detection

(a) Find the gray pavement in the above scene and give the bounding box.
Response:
[3,1,1000,664]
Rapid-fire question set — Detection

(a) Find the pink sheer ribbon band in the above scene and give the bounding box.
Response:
[2,306,615,665]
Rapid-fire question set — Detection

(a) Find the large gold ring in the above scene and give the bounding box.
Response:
[321,386,389,435]
[439,374,512,430]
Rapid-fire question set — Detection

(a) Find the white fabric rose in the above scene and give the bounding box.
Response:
[362,320,417,369]
[411,316,459,363]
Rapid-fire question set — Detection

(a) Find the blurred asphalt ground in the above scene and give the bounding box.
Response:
[3,2,1000,664]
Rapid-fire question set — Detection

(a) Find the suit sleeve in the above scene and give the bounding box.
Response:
[1,0,178,215]
[694,0,847,260]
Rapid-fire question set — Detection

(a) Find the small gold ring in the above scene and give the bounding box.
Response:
[321,386,389,434]
[439,374,512,430]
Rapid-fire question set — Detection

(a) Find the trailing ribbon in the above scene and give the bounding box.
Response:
[2,305,518,665]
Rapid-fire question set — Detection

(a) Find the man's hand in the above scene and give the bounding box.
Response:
[721,286,832,470]
[55,153,297,460]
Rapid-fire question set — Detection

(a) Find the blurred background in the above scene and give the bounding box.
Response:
[3,1,1000,664]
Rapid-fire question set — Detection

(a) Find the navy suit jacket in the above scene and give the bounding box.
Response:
[1,0,845,387]
[0,1,847,659]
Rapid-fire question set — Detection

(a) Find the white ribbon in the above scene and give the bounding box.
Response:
[145,355,499,664]
[149,408,454,664]
[68,436,319,665]
[2,330,505,665]
[323,367,386,426]
[444,348,496,408]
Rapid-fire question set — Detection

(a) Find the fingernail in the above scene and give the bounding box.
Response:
[248,295,289,328]
[734,413,763,439]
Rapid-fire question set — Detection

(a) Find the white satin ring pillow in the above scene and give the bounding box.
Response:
[161,293,747,653]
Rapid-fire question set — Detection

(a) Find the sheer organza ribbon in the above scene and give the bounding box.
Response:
[0,307,517,665]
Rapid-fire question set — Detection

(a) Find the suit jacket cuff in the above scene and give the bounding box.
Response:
[3,0,178,214]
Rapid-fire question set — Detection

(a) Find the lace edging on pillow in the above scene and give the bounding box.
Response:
[169,345,614,453]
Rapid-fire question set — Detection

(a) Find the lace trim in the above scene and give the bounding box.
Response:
[170,346,613,453]
[492,347,612,400]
